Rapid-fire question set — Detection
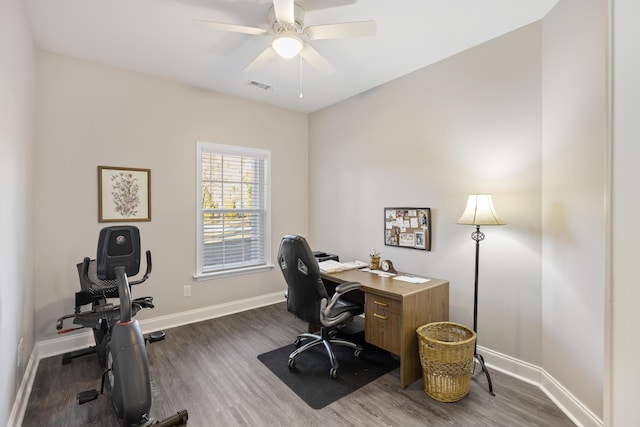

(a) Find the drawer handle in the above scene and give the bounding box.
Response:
[374,301,388,307]
[373,313,387,320]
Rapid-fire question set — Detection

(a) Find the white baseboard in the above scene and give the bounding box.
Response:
[540,369,603,427]
[476,345,542,386]
[139,291,285,335]
[479,345,603,427]
[7,348,39,427]
[12,295,601,427]
[36,291,286,360]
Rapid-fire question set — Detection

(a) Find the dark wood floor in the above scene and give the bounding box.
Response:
[23,302,575,426]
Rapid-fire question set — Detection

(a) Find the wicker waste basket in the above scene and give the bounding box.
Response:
[416,322,477,402]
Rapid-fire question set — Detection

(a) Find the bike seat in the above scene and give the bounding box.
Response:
[77,259,119,299]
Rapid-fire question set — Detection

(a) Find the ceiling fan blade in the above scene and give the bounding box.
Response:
[273,0,295,24]
[299,44,335,76]
[193,19,267,36]
[300,0,356,11]
[243,47,276,72]
[305,20,376,40]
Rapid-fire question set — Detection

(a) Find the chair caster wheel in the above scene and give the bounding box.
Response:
[354,349,363,359]
[288,358,296,369]
[330,368,338,379]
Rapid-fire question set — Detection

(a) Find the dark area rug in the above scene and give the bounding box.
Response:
[257,331,399,409]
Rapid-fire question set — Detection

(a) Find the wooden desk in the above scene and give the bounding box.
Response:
[321,269,449,388]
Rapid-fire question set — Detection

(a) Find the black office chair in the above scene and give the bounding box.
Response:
[277,235,364,379]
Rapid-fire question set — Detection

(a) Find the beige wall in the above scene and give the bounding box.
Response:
[33,52,309,342]
[0,0,36,424]
[309,24,543,364]
[610,0,640,425]
[541,0,607,419]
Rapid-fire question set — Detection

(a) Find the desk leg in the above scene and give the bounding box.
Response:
[399,342,422,389]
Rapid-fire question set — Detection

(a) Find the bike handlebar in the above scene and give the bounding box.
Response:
[115,266,132,323]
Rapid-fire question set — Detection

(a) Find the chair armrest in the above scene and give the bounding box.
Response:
[334,281,362,295]
[323,281,362,320]
[330,281,361,306]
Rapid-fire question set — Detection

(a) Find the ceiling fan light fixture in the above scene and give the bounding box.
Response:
[272,32,303,58]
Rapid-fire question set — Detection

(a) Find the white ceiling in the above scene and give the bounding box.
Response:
[24,0,559,113]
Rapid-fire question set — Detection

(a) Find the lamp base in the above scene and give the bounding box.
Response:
[473,352,495,396]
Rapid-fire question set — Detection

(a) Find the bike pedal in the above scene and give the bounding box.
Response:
[147,330,166,343]
[77,389,99,404]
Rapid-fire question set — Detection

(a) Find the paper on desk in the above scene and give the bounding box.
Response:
[375,272,395,278]
[359,268,395,277]
[393,275,430,284]
[319,260,368,273]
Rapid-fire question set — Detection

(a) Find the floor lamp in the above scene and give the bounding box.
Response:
[457,194,505,396]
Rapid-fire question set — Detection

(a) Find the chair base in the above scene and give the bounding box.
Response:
[288,327,363,379]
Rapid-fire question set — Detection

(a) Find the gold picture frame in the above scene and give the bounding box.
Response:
[98,166,151,222]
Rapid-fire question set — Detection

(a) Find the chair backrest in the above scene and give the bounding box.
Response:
[277,235,328,325]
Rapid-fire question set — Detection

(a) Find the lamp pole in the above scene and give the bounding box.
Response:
[470,225,495,396]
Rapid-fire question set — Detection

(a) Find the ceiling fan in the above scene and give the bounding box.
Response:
[193,0,376,76]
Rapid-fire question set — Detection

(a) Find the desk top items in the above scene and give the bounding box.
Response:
[384,208,431,251]
[318,259,368,273]
[369,249,397,274]
[369,249,380,270]
[380,259,397,274]
[313,251,339,263]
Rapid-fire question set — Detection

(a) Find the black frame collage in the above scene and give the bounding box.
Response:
[384,207,431,251]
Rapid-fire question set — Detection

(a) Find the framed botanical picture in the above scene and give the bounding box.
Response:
[98,166,151,222]
[384,207,431,251]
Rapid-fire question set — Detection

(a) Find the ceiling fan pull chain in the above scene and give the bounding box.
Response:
[299,56,304,99]
[272,52,276,93]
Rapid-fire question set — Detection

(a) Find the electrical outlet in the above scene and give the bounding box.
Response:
[183,285,191,297]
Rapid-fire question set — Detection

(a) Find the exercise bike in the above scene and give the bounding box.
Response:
[56,226,188,427]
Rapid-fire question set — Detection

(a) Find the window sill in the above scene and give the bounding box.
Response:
[194,264,274,281]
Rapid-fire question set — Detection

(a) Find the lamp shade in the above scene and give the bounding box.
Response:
[272,31,303,58]
[457,194,506,226]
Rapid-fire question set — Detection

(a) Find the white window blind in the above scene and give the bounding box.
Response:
[196,141,271,278]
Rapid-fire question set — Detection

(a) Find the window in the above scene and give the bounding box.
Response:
[196,141,271,279]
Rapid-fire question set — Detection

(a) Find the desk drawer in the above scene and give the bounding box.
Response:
[365,294,401,354]
[367,294,401,315]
